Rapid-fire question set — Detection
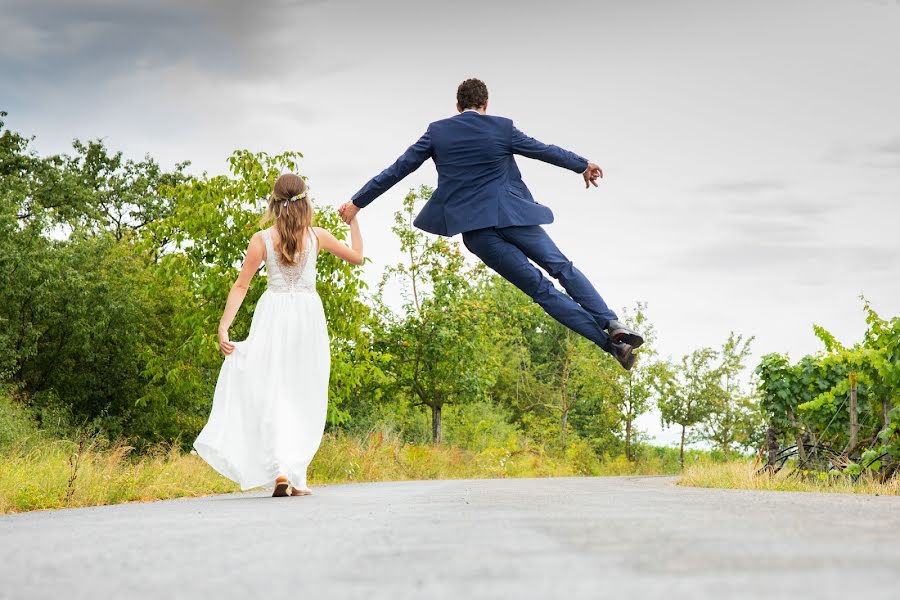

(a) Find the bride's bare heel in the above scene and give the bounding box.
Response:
[273,477,290,497]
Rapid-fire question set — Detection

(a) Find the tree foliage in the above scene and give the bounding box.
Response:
[372,187,497,442]
[756,299,900,477]
[3,113,894,484]
[656,348,723,467]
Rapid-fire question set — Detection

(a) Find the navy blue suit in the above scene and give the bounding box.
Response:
[352,111,618,350]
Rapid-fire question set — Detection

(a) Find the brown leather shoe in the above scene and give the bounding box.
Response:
[606,320,644,349]
[608,340,637,371]
[273,480,290,497]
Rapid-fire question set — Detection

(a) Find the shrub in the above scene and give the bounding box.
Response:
[0,389,39,449]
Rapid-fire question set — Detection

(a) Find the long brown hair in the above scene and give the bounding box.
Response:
[260,173,314,266]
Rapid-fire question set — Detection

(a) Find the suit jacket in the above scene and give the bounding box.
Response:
[351,111,588,236]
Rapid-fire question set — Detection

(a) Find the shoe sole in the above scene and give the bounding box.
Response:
[611,330,644,349]
[272,482,290,497]
[618,345,637,371]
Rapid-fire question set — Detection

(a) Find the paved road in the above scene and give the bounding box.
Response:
[1,477,898,599]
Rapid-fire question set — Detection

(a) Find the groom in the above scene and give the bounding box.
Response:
[339,78,643,369]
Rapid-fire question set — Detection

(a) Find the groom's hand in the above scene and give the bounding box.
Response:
[583,162,603,189]
[338,201,360,224]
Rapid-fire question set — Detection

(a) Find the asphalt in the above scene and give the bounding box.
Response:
[1,476,898,600]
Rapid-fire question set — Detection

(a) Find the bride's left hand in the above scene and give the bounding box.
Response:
[218,330,235,356]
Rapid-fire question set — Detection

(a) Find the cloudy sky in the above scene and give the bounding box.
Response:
[3,0,899,443]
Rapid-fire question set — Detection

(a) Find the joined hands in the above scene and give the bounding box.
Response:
[338,201,360,224]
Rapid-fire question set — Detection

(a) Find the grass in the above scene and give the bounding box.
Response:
[0,431,691,515]
[309,432,569,484]
[9,430,894,515]
[0,436,240,514]
[679,460,900,496]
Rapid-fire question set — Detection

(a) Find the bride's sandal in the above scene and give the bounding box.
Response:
[273,480,290,497]
[290,487,313,496]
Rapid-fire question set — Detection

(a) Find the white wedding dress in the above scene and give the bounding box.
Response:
[194,227,330,491]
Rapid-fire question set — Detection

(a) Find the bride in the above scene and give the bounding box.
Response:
[194,173,363,497]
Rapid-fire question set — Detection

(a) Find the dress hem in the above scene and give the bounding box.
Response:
[194,440,310,491]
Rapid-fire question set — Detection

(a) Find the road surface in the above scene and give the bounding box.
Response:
[1,476,898,599]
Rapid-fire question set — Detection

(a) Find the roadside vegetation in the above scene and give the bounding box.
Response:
[680,460,900,496]
[1,425,718,514]
[1,112,896,514]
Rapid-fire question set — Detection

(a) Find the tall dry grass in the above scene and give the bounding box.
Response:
[309,432,574,484]
[2,432,575,514]
[0,436,239,514]
[679,460,900,496]
[1,431,694,514]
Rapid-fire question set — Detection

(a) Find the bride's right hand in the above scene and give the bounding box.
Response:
[218,330,235,356]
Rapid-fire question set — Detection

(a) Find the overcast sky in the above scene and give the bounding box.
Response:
[3,0,899,444]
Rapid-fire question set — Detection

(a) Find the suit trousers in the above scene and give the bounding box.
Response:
[462,225,618,351]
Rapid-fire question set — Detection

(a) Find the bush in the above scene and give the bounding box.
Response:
[442,401,521,451]
[565,438,602,475]
[0,389,39,449]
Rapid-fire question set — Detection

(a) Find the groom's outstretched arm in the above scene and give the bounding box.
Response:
[510,125,589,174]
[351,128,433,209]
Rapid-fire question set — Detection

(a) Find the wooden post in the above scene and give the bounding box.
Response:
[787,407,806,465]
[766,425,778,473]
[848,372,858,457]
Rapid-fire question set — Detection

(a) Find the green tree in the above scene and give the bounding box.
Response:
[373,187,497,442]
[0,114,189,440]
[794,300,900,474]
[656,348,723,468]
[602,303,664,460]
[698,333,761,456]
[534,328,610,448]
[478,277,621,452]
[756,348,851,469]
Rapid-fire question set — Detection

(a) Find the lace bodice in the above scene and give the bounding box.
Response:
[262,228,318,294]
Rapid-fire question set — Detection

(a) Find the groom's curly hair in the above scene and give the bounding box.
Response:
[457,78,489,110]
